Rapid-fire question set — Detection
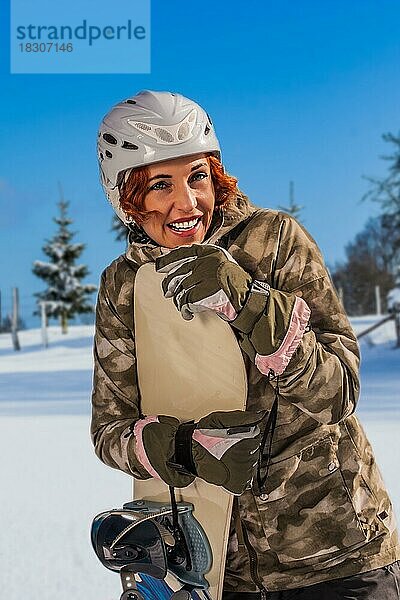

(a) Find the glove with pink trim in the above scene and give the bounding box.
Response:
[133,411,265,494]
[156,244,311,377]
[155,244,252,322]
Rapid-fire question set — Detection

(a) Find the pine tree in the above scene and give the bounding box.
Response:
[363,132,400,260]
[331,215,395,315]
[278,181,304,221]
[33,200,97,334]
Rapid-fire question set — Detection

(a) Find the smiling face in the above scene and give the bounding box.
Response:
[140,153,216,248]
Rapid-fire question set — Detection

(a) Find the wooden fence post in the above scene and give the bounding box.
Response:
[11,287,21,351]
[40,301,49,348]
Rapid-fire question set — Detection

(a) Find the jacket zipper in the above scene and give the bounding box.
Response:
[240,518,269,599]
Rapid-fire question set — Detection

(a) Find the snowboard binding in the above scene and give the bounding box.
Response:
[91,499,212,600]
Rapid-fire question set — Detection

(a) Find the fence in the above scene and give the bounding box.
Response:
[0,288,95,350]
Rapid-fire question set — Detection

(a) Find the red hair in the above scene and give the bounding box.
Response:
[118,155,238,224]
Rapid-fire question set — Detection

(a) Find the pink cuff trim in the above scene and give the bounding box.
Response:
[133,417,162,479]
[193,290,237,321]
[214,301,237,321]
[255,296,311,376]
[193,429,239,459]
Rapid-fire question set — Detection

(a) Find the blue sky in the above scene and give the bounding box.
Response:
[1,0,400,325]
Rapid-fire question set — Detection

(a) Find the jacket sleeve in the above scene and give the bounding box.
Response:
[234,212,360,425]
[90,260,151,479]
[274,214,360,424]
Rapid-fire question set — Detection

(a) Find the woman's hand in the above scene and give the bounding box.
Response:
[133,410,265,494]
[155,244,252,321]
[156,243,311,377]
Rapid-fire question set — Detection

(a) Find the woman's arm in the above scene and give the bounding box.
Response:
[90,258,150,479]
[238,213,360,424]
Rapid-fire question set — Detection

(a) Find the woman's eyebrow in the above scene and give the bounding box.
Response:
[148,162,207,182]
[190,162,207,171]
[148,173,172,182]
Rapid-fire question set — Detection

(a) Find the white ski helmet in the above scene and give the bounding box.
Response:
[97,90,221,224]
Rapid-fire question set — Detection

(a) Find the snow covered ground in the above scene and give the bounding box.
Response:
[0,317,399,599]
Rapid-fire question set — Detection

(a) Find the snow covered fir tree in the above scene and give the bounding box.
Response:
[32,200,97,334]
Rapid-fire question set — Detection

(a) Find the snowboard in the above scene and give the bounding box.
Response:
[133,262,248,600]
[136,572,208,599]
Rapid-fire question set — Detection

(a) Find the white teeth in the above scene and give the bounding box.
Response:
[169,217,200,231]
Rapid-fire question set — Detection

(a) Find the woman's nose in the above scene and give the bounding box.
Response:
[173,185,197,211]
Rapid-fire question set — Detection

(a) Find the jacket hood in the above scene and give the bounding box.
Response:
[125,190,256,265]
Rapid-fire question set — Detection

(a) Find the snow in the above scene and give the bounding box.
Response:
[0,316,399,599]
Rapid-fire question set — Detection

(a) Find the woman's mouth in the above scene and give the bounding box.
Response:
[166,216,202,237]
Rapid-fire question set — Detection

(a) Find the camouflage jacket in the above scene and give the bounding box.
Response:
[91,194,400,592]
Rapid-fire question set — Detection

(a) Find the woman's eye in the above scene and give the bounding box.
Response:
[150,180,169,191]
[190,172,208,183]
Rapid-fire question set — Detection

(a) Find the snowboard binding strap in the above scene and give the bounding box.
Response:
[91,498,212,599]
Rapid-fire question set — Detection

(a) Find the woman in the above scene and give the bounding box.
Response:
[92,90,400,599]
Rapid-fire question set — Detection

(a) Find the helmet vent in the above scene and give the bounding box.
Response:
[99,152,104,160]
[103,133,118,145]
[204,124,210,136]
[122,141,139,150]
[127,109,200,146]
[126,99,136,104]
[155,128,174,143]
[178,122,190,140]
[105,150,113,158]
[135,122,152,132]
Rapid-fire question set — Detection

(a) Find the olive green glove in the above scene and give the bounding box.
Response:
[156,243,311,377]
[230,282,311,376]
[156,244,252,321]
[133,411,265,494]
